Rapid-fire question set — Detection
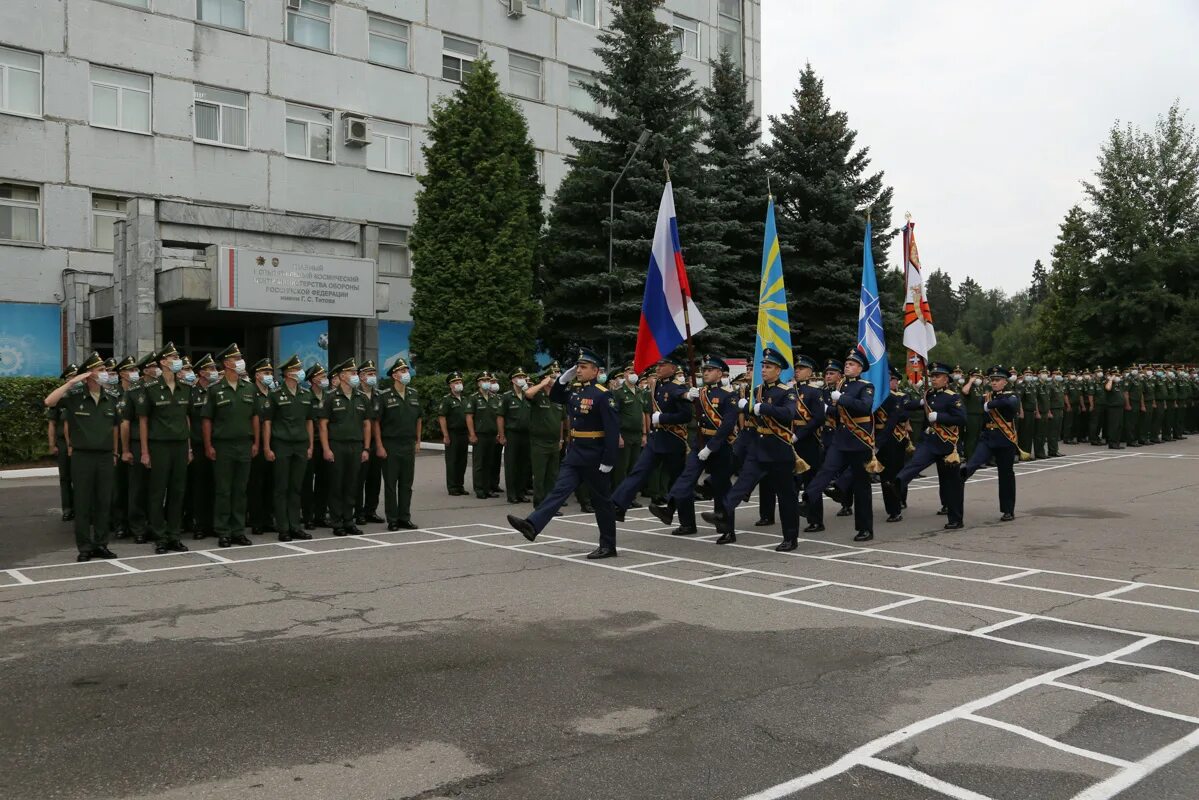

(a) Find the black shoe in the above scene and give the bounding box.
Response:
[614,507,626,522]
[580,503,595,513]
[1000,512,1015,522]
[76,551,92,562]
[754,518,775,527]
[936,506,948,516]
[387,523,400,531]
[167,541,188,552]
[508,515,537,542]
[648,502,674,525]
[155,544,169,554]
[62,511,74,522]
[823,486,845,505]
[278,532,293,542]
[715,532,737,545]
[113,528,129,539]
[291,530,313,540]
[303,521,315,531]
[775,540,798,552]
[398,520,418,530]
[803,523,825,533]
[701,511,726,525]
[629,500,643,509]
[231,534,253,546]
[853,530,874,542]
[670,526,697,536]
[218,537,232,548]
[651,496,667,506]
[886,514,903,523]
[333,528,347,536]
[193,530,208,540]
[553,511,563,517]
[943,521,964,530]
[586,546,617,560]
[355,515,368,525]
[133,534,147,544]
[94,546,118,559]
[487,492,501,499]
[347,526,364,535]
[836,506,853,517]
[365,513,384,524]
[313,517,331,528]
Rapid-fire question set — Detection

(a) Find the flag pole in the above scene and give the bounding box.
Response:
[666,160,700,388]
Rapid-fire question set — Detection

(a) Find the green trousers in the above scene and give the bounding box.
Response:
[503,430,531,502]
[964,415,983,460]
[247,450,274,529]
[1088,406,1103,443]
[148,440,189,543]
[1033,414,1047,458]
[383,439,416,525]
[1138,407,1154,443]
[110,458,127,532]
[614,432,643,487]
[472,435,498,497]
[272,439,309,534]
[1047,411,1063,455]
[327,440,363,529]
[530,438,561,506]
[1062,409,1075,442]
[1104,406,1123,447]
[444,430,468,493]
[71,450,113,553]
[186,447,214,534]
[212,439,252,537]
[1018,413,1035,455]
[55,437,73,514]
[127,443,149,538]
[1123,409,1138,446]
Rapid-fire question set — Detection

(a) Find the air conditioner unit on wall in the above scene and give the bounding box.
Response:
[286,0,303,11]
[508,0,525,18]
[343,114,369,147]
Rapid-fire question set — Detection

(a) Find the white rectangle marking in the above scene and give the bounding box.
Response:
[866,597,923,615]
[862,757,997,800]
[963,713,1132,767]
[991,568,1041,583]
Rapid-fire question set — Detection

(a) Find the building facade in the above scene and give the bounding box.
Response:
[0,0,762,374]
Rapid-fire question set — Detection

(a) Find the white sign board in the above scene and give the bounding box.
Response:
[211,246,376,318]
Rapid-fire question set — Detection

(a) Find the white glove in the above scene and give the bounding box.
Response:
[927,411,938,422]
[686,387,700,400]
[982,401,990,412]
[651,411,662,425]
[790,433,798,444]
[558,365,577,384]
[830,390,842,402]
[753,402,762,415]
[697,446,711,461]
[737,398,748,410]
[598,464,613,473]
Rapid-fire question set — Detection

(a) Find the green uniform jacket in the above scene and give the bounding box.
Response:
[323,388,371,442]
[376,384,422,441]
[188,384,209,443]
[529,390,565,442]
[1048,380,1065,411]
[138,378,192,442]
[498,389,531,432]
[62,389,120,451]
[268,383,316,442]
[615,383,647,434]
[1103,381,1126,407]
[466,391,501,434]
[439,393,468,431]
[202,378,259,440]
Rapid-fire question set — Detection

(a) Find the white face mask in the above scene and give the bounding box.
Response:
[451,383,463,394]
[143,366,161,380]
[720,376,731,387]
[490,381,501,392]
[168,358,183,373]
[95,371,110,385]
[204,370,219,383]
[233,359,246,375]
[399,372,412,385]
[317,377,329,388]
[261,374,276,388]
[126,370,140,383]
[610,377,624,388]
[180,371,197,385]
[365,375,378,387]
[515,378,528,389]
[347,374,361,388]
[288,370,304,382]
[626,374,639,386]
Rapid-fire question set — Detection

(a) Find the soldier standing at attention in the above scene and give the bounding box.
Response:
[611,364,648,501]
[374,358,422,530]
[1047,367,1065,457]
[961,365,1022,521]
[45,352,121,562]
[507,348,620,559]
[466,371,502,499]
[186,354,217,539]
[526,364,566,508]
[498,367,532,504]
[319,358,371,536]
[265,355,315,542]
[890,361,967,530]
[438,372,469,496]
[1140,366,1158,445]
[1086,367,1102,445]
[960,368,985,460]
[1016,368,1037,458]
[109,356,137,539]
[246,359,277,535]
[1033,367,1051,459]
[121,353,159,544]
[354,360,384,525]
[202,344,259,548]
[1062,369,1079,445]
[138,342,192,553]
[301,363,331,529]
[1124,366,1145,448]
[1102,367,1127,448]
[46,364,77,522]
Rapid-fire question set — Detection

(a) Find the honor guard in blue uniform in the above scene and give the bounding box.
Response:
[875,367,909,523]
[791,354,826,498]
[961,365,1025,521]
[649,354,739,536]
[890,361,967,529]
[610,355,693,519]
[802,350,877,542]
[508,348,621,559]
[713,347,800,549]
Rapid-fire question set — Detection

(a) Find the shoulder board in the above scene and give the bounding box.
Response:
[595,383,609,392]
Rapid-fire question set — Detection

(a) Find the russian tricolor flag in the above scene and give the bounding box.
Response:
[633,182,707,374]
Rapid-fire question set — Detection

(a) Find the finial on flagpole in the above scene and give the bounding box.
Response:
[865,207,872,224]
[663,159,671,183]
[904,211,913,223]
[766,173,772,200]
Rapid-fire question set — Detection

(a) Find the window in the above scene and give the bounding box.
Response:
[90,66,151,133]
[566,0,596,25]
[194,86,247,147]
[286,0,332,52]
[285,103,333,162]
[0,183,40,244]
[92,195,127,251]
[197,0,245,30]
[508,52,542,101]
[442,36,478,83]
[671,15,700,60]
[366,119,411,175]
[535,150,545,187]
[377,226,410,277]
[368,15,409,69]
[568,68,596,113]
[0,46,42,118]
[718,0,743,66]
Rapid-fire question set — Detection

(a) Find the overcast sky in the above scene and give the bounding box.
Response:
[759,0,1199,294]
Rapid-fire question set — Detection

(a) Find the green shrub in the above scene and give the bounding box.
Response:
[0,377,59,465]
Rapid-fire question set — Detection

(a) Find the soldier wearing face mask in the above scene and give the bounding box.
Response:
[375,358,422,530]
[466,371,503,499]
[302,363,332,529]
[108,356,138,538]
[612,363,648,495]
[354,360,384,525]
[1062,369,1080,445]
[185,353,217,539]
[265,354,316,542]
[1046,367,1065,457]
[1086,366,1104,445]
[45,364,78,523]
[137,342,193,553]
[1017,368,1037,458]
[120,352,160,544]
[319,358,371,536]
[201,343,260,547]
[247,358,277,535]
[1033,367,1051,459]
[960,368,985,460]
[498,367,533,504]
[1122,365,1145,449]
[1102,366,1128,448]
[438,371,470,496]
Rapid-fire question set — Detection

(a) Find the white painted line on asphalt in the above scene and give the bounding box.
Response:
[1092,583,1144,598]
[860,757,997,800]
[822,548,873,560]
[197,550,231,563]
[1045,681,1199,725]
[689,569,753,584]
[4,569,34,585]
[990,569,1042,584]
[962,713,1132,768]
[864,597,923,615]
[275,542,316,554]
[901,557,951,570]
[971,615,1035,636]
[769,583,830,597]
[1068,728,1199,800]
[1110,659,1199,684]
[108,560,141,574]
[625,558,681,571]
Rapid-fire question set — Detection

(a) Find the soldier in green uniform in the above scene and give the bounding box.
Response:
[302,363,331,528]
[527,363,566,507]
[1167,367,1184,440]
[1086,367,1103,445]
[246,358,276,535]
[612,364,649,500]
[46,364,77,521]
[375,357,422,530]
[1016,368,1037,457]
[120,352,159,543]
[355,360,385,524]
[1033,367,1050,459]
[264,355,315,542]
[1122,366,1144,448]
[108,356,137,538]
[1047,367,1065,456]
[498,367,532,504]
[45,352,120,562]
[466,371,502,499]
[137,342,192,553]
[1063,369,1080,444]
[1139,366,1157,445]
[960,367,985,460]
[438,371,470,496]
[202,344,259,548]
[319,357,371,535]
[1102,366,1127,448]
[186,353,217,539]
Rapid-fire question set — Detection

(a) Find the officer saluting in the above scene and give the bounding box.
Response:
[961,365,1024,521]
[201,343,259,548]
[508,348,620,559]
[889,361,967,529]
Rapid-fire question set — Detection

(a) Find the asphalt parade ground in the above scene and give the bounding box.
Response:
[3,441,1199,800]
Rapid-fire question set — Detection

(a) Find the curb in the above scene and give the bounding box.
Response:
[0,467,57,480]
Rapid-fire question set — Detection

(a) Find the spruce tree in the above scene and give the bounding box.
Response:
[1036,206,1096,365]
[761,64,894,361]
[540,0,719,365]
[409,58,543,373]
[1028,259,1049,305]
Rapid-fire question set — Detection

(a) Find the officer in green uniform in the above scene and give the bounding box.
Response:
[374,357,422,530]
[202,344,259,547]
[1085,367,1102,444]
[1033,367,1050,459]
[1139,366,1156,445]
[319,357,371,535]
[121,352,159,543]
[1063,369,1079,444]
[438,371,469,496]
[185,354,216,539]
[1047,367,1065,456]
[498,367,532,504]
[46,364,77,521]
[613,363,648,498]
[302,363,331,528]
[1122,366,1143,448]
[137,342,192,553]
[1016,368,1037,457]
[108,356,136,538]
[45,352,120,562]
[1166,367,1182,440]
[1102,366,1127,448]
[527,363,566,507]
[246,358,276,535]
[355,360,385,524]
[960,367,985,460]
[466,371,502,499]
[263,354,315,542]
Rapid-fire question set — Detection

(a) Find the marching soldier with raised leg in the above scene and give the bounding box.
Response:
[962,365,1025,521]
[889,361,966,530]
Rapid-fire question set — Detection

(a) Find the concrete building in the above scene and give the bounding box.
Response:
[0,0,762,375]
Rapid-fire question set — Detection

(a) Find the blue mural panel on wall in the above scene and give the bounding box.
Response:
[278,320,329,370]
[0,303,62,377]
[378,321,412,374]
